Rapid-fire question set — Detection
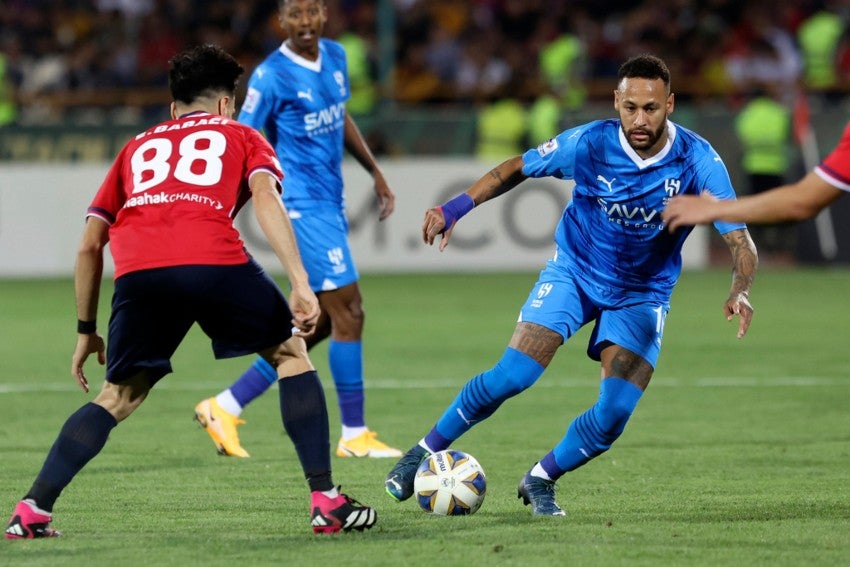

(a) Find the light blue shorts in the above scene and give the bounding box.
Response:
[518,253,669,368]
[288,205,359,293]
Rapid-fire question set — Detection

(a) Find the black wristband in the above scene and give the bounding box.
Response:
[77,319,97,334]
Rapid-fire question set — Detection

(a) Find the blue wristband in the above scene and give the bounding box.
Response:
[437,193,474,232]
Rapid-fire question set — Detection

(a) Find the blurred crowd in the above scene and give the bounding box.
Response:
[1,0,850,126]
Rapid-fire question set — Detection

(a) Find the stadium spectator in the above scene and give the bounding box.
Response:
[797,3,845,93]
[474,91,527,160]
[734,84,796,263]
[4,43,376,538]
[194,0,401,460]
[0,50,18,126]
[385,54,758,515]
[0,1,844,123]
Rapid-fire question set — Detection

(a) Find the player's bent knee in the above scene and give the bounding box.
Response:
[93,379,150,422]
[262,336,315,378]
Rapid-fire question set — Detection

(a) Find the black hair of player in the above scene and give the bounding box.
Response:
[278,0,326,8]
[168,44,244,105]
[617,54,671,92]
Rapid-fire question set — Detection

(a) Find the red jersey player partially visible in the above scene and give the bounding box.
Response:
[663,120,850,227]
[5,44,376,539]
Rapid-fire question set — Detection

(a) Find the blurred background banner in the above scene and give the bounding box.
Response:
[0,159,709,277]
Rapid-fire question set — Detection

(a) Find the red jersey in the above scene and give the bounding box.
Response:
[87,111,284,278]
[815,120,850,192]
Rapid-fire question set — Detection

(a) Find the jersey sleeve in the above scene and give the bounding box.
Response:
[87,146,129,224]
[814,120,850,191]
[238,64,276,132]
[521,124,586,180]
[694,146,747,235]
[243,126,284,191]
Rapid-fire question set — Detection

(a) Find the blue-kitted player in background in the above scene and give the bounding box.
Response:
[386,54,759,515]
[195,0,401,460]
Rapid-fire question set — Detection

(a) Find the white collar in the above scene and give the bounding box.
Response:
[279,41,322,72]
[618,120,676,169]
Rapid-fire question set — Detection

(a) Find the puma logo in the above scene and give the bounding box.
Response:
[597,175,616,192]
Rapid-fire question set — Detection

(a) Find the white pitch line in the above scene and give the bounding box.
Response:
[0,376,846,394]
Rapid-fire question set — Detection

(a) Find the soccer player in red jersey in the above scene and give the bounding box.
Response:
[662,121,850,227]
[4,44,376,538]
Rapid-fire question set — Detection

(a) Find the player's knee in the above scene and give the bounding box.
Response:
[265,337,314,378]
[93,379,150,422]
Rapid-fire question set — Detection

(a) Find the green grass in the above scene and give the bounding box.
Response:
[1,269,849,566]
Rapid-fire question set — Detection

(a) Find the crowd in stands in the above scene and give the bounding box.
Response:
[0,0,849,126]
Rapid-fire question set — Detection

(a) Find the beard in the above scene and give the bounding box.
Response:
[623,118,667,152]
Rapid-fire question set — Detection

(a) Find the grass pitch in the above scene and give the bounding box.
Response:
[1,269,849,566]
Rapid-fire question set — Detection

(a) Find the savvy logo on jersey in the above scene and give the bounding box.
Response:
[595,177,681,229]
[304,102,345,134]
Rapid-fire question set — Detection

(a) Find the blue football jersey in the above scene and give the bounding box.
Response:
[238,40,350,209]
[522,119,745,297]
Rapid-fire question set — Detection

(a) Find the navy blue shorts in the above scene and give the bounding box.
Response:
[105,260,292,384]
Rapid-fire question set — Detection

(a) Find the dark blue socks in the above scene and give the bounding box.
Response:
[26,402,117,512]
[278,370,332,492]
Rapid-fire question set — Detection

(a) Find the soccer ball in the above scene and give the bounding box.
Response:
[413,449,486,516]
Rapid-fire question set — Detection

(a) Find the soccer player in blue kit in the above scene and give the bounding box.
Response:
[385,54,759,515]
[195,0,401,459]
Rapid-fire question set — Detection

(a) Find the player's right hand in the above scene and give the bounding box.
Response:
[71,333,105,393]
[662,193,720,231]
[422,207,454,251]
[289,284,320,337]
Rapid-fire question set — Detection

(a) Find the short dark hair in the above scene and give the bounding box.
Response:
[168,44,244,105]
[617,54,671,92]
[279,0,325,8]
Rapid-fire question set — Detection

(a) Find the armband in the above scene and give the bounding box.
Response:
[77,320,97,334]
[436,193,474,232]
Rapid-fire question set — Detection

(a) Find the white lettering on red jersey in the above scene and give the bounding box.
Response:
[87,112,284,278]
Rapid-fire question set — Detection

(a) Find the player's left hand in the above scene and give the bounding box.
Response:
[374,174,395,221]
[71,332,106,393]
[724,292,753,339]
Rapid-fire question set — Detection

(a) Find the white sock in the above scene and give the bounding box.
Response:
[341,425,368,440]
[23,498,51,516]
[530,462,552,480]
[321,487,339,498]
[215,390,242,417]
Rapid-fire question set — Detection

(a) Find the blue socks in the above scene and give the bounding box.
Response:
[328,340,365,428]
[229,340,365,429]
[539,377,643,480]
[230,358,278,408]
[26,402,118,512]
[424,347,544,451]
[278,370,332,492]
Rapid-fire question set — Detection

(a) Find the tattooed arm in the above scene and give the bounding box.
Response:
[423,155,528,250]
[721,228,758,339]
